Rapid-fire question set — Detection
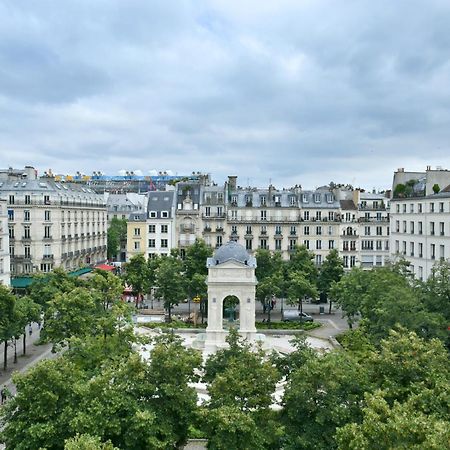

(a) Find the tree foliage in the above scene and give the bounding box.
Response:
[107,217,127,260]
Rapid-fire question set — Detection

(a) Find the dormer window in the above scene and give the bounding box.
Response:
[150,211,157,218]
[314,193,320,203]
[260,195,266,206]
[302,194,309,203]
[290,196,296,206]
[326,194,333,203]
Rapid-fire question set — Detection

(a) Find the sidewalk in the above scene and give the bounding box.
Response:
[0,323,53,392]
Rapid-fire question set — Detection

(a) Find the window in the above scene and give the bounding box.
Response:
[418,221,423,235]
[44,244,51,257]
[376,226,382,236]
[9,226,14,239]
[316,211,322,220]
[418,203,422,213]
[24,245,31,258]
[216,236,223,247]
[24,226,31,239]
[231,195,238,205]
[350,256,356,267]
[217,206,223,216]
[396,204,400,213]
[290,196,296,206]
[343,256,349,268]
[303,211,310,220]
[260,195,266,206]
[365,226,371,236]
[44,195,50,205]
[304,226,310,235]
[260,225,267,235]
[289,239,296,250]
[376,240,382,250]
[316,226,322,235]
[430,244,436,259]
[260,210,267,221]
[403,204,407,213]
[316,240,322,250]
[9,195,14,205]
[430,222,435,235]
[161,239,168,248]
[328,211,334,221]
[205,207,211,217]
[440,245,445,260]
[275,240,281,250]
[410,222,414,234]
[410,204,414,213]
[290,226,296,235]
[315,254,322,265]
[260,239,267,249]
[8,209,14,221]
[134,241,140,250]
[419,243,423,257]
[328,240,334,249]
[303,240,309,249]
[314,193,321,203]
[231,210,237,220]
[134,228,141,236]
[24,210,30,221]
[275,225,282,235]
[148,224,156,233]
[430,203,435,213]
[44,226,51,238]
[161,211,169,218]
[403,221,407,233]
[148,239,156,248]
[161,224,168,233]
[440,222,444,236]
[246,225,252,235]
[439,202,444,213]
[402,241,407,255]
[231,225,237,234]
[150,211,157,218]
[245,239,252,250]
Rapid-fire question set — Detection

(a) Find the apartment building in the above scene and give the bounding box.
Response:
[390,190,450,280]
[147,190,176,258]
[0,167,107,275]
[126,213,148,260]
[356,191,390,268]
[0,197,10,285]
[105,193,147,222]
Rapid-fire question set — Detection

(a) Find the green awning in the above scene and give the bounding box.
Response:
[11,267,93,289]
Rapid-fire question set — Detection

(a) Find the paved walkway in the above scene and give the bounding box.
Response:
[0,323,53,396]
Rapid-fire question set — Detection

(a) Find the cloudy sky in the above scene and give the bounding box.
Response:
[1,0,450,190]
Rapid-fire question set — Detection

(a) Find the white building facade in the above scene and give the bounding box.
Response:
[0,197,11,285]
[0,167,107,276]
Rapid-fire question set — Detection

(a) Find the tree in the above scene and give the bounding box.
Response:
[282,350,371,450]
[184,238,213,278]
[123,253,149,305]
[203,330,282,449]
[14,295,41,358]
[256,271,284,322]
[154,256,186,320]
[28,268,77,309]
[287,245,318,283]
[0,285,16,371]
[287,271,318,314]
[421,260,450,321]
[432,183,440,194]
[87,270,123,311]
[107,217,127,260]
[65,434,118,450]
[336,390,450,450]
[318,249,344,312]
[42,287,101,349]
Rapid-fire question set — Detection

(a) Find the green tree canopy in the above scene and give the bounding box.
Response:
[107,217,127,260]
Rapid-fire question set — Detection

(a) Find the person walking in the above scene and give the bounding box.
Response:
[1,387,8,405]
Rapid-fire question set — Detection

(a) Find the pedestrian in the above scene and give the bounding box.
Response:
[28,324,32,336]
[1,387,8,405]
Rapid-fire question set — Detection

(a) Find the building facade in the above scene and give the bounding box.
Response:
[0,167,107,276]
[0,197,11,285]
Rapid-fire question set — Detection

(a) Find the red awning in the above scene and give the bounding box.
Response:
[94,264,116,272]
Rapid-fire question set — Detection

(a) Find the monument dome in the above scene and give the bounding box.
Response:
[208,241,256,267]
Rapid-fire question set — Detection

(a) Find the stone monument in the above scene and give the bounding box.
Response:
[203,241,258,352]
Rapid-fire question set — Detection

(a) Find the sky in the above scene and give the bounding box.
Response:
[1,0,450,190]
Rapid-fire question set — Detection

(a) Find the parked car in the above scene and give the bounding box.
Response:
[282,311,314,322]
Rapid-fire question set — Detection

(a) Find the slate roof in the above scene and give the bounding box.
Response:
[207,241,257,267]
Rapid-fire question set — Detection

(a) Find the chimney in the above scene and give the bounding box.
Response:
[228,176,237,190]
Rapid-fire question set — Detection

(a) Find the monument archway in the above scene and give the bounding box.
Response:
[205,241,257,351]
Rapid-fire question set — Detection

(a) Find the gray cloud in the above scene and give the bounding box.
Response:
[0,0,450,190]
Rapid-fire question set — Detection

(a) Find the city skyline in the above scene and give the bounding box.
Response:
[1,1,450,190]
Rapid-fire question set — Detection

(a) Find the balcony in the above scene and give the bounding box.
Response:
[43,254,54,260]
[216,227,224,233]
[203,227,212,233]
